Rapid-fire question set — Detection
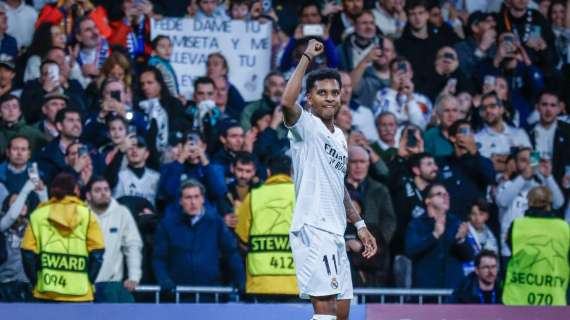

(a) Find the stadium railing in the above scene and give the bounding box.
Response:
[134,286,453,304]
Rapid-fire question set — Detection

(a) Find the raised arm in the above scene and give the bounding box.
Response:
[281,39,324,126]
[344,188,379,259]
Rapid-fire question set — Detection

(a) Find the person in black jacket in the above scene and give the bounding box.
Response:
[329,0,365,45]
[528,90,570,190]
[396,0,458,92]
[437,119,496,220]
[449,250,502,304]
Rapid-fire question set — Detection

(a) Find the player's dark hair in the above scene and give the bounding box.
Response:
[267,155,292,176]
[475,250,498,268]
[305,68,342,93]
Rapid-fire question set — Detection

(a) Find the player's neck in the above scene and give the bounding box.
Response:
[320,118,335,133]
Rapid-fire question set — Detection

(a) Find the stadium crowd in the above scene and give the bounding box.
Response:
[0,0,569,305]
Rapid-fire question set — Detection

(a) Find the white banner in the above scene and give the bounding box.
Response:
[151,18,272,102]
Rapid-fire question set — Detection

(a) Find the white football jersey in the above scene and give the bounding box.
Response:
[287,106,348,236]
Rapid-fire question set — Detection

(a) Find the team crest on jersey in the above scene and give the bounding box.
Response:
[331,277,339,289]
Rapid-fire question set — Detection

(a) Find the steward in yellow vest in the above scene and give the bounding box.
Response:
[503,186,570,306]
[21,173,105,302]
[235,156,298,295]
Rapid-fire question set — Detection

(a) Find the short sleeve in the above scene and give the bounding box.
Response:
[285,104,314,142]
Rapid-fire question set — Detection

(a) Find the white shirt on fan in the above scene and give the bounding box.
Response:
[287,105,348,236]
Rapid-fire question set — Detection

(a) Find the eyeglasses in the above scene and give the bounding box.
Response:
[481,103,499,109]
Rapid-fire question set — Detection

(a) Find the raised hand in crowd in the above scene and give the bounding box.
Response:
[538,158,553,178]
[321,1,343,17]
[455,222,469,241]
[398,127,424,159]
[432,214,446,239]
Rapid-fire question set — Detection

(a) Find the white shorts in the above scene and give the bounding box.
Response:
[289,225,353,300]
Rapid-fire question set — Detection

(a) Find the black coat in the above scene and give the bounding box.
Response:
[448,272,502,304]
[528,120,570,190]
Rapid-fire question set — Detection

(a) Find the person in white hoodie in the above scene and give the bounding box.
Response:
[86,176,143,303]
[372,58,432,130]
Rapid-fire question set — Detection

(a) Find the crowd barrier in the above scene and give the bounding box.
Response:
[134,285,453,304]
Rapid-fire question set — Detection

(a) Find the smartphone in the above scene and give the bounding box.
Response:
[373,36,384,50]
[407,128,417,148]
[398,62,407,72]
[503,34,516,54]
[484,75,496,86]
[530,151,540,167]
[47,64,59,81]
[110,90,121,102]
[303,24,324,37]
[78,145,89,157]
[458,127,471,136]
[187,133,199,146]
[262,0,272,14]
[530,26,541,40]
[128,125,137,135]
[565,165,570,176]
[27,162,39,182]
[447,78,458,89]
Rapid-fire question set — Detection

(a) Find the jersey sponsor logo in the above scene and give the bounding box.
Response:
[324,143,347,174]
[40,252,87,273]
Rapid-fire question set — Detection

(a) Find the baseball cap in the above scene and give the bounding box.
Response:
[43,92,69,105]
[0,55,15,71]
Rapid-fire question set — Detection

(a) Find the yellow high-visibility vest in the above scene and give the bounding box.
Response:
[248,182,296,276]
[503,217,570,306]
[29,205,91,296]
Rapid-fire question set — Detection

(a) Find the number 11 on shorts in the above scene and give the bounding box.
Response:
[323,254,338,275]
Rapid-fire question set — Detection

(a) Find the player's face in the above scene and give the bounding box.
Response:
[308,79,341,122]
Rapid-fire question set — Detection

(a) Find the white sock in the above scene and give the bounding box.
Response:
[311,315,336,320]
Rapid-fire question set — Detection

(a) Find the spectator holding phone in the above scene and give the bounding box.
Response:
[0,177,47,302]
[477,32,545,127]
[329,0,365,45]
[496,147,565,260]
[423,94,461,157]
[454,11,497,78]
[438,119,495,220]
[158,132,227,208]
[280,2,339,72]
[83,79,146,149]
[528,91,570,189]
[373,57,432,130]
[34,93,68,143]
[497,0,559,79]
[351,36,396,109]
[21,49,86,124]
[422,46,472,102]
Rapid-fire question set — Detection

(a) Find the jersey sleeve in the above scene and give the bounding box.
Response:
[285,104,314,142]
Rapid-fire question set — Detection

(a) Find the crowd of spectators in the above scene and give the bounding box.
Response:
[0,0,570,304]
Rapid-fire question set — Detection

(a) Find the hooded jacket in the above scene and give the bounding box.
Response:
[20,196,105,302]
